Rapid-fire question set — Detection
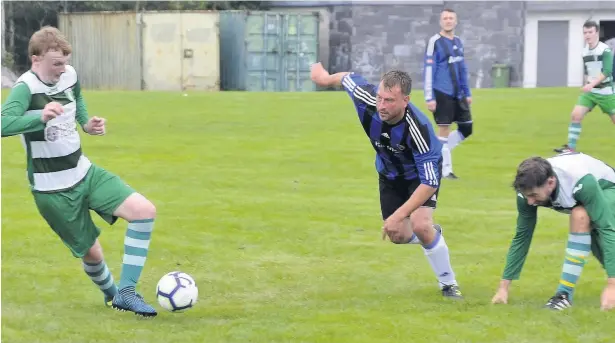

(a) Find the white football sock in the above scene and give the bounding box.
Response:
[422,230,457,289]
[439,137,452,176]
[447,130,465,150]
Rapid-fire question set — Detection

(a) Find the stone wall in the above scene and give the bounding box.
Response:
[328,1,526,89]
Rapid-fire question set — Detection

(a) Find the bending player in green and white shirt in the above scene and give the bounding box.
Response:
[1,26,159,317]
[554,21,615,153]
[491,152,615,311]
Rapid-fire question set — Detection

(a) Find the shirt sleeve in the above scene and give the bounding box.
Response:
[458,40,472,97]
[341,73,377,107]
[573,174,615,277]
[423,36,439,102]
[405,104,441,187]
[602,47,613,77]
[1,82,45,137]
[73,80,89,128]
[502,193,538,280]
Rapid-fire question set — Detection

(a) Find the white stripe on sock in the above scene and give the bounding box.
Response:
[123,255,146,267]
[124,237,151,249]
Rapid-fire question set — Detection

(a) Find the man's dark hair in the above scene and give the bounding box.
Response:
[583,20,600,32]
[381,70,412,95]
[442,8,456,14]
[512,156,555,192]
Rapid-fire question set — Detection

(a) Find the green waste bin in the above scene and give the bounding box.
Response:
[492,64,510,88]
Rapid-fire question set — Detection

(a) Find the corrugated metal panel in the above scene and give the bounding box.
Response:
[282,13,319,92]
[219,11,320,92]
[58,12,141,90]
[141,12,220,91]
[219,11,248,90]
[245,12,284,91]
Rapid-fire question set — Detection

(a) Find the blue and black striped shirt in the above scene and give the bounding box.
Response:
[342,73,442,187]
[423,34,471,101]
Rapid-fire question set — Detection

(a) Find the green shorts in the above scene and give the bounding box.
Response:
[589,188,615,268]
[577,91,615,116]
[32,164,135,258]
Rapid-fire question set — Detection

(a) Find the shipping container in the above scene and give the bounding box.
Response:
[219,11,319,92]
[142,11,220,91]
[59,11,220,91]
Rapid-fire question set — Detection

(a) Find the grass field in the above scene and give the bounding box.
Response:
[1,87,614,343]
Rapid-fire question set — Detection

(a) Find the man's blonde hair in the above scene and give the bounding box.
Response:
[28,26,72,57]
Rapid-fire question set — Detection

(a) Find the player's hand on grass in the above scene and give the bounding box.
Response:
[600,282,615,311]
[381,212,406,241]
[41,102,63,123]
[426,100,437,113]
[84,116,106,135]
[491,287,509,304]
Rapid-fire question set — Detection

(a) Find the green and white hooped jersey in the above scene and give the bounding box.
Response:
[15,65,92,192]
[546,152,615,212]
[583,42,614,95]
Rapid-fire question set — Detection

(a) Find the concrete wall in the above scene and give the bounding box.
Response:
[327,1,526,89]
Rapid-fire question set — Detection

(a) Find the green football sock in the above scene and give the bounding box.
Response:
[118,219,154,290]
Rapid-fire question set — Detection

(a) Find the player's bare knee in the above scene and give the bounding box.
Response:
[571,107,586,122]
[134,199,156,220]
[570,206,590,233]
[610,115,615,124]
[83,240,104,263]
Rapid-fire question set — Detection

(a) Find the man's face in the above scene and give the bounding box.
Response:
[32,49,69,83]
[376,83,409,123]
[583,26,599,47]
[522,176,557,206]
[440,11,457,33]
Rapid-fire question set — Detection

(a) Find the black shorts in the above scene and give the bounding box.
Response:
[379,170,442,220]
[433,89,472,125]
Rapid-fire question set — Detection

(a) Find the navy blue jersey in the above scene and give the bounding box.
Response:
[423,34,471,101]
[341,73,443,187]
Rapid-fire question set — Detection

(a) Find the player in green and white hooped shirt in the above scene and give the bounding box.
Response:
[491,152,615,311]
[554,21,615,153]
[1,26,158,317]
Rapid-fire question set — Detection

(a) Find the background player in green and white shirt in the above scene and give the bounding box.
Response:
[1,26,158,317]
[555,21,615,153]
[491,153,615,311]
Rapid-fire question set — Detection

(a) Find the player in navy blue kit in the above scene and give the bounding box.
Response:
[424,8,473,179]
[310,62,463,299]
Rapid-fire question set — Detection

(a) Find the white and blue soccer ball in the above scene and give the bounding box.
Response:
[156,271,198,312]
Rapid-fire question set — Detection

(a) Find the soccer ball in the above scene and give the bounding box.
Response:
[156,271,198,312]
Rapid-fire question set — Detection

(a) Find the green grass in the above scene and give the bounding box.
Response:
[1,87,614,343]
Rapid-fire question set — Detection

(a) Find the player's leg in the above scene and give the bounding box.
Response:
[554,94,593,153]
[32,184,117,306]
[82,239,119,307]
[595,93,615,123]
[449,97,473,152]
[406,161,461,298]
[379,175,443,244]
[433,90,456,179]
[545,206,592,310]
[87,165,157,317]
[409,205,462,299]
[379,175,419,244]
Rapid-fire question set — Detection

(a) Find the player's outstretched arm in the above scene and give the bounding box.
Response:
[492,194,538,304]
[1,83,47,137]
[310,62,350,88]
